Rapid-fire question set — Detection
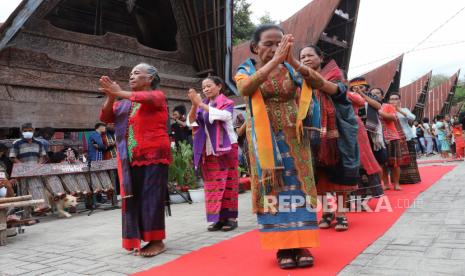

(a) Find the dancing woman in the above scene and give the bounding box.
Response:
[186,76,239,232]
[100,63,171,257]
[235,25,324,269]
[298,46,359,232]
[390,93,421,184]
[379,92,410,190]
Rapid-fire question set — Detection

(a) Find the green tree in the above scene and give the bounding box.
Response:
[429,74,449,89]
[451,77,465,107]
[233,0,255,45]
[258,12,276,25]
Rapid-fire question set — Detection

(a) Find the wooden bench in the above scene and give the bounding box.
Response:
[0,195,44,246]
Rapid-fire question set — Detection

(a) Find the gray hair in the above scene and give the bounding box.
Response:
[135,63,161,89]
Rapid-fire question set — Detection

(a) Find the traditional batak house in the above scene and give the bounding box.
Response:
[359,55,404,101]
[399,71,432,120]
[231,0,360,82]
[450,101,464,117]
[439,69,461,117]
[0,0,233,133]
[424,70,460,121]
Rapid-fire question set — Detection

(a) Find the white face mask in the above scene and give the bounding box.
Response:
[0,187,7,198]
[22,131,33,139]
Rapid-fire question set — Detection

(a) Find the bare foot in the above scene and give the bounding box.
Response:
[394,185,402,191]
[140,241,166,257]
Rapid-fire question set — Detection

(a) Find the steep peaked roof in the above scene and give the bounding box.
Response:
[440,69,461,116]
[232,0,359,75]
[360,55,403,98]
[424,71,460,121]
[0,0,44,51]
[399,71,432,111]
[281,0,340,52]
[450,101,464,116]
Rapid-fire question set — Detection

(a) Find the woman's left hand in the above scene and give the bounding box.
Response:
[188,88,202,106]
[99,76,122,96]
[285,36,300,68]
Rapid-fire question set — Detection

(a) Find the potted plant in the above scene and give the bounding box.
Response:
[237,165,248,193]
[187,175,205,203]
[168,141,196,203]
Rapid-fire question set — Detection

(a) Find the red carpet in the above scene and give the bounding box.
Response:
[135,165,455,276]
[417,158,460,164]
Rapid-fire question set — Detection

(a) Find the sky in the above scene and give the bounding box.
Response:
[1,0,464,86]
[250,0,465,85]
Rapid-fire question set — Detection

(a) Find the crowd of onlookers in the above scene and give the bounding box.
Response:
[412,114,465,160]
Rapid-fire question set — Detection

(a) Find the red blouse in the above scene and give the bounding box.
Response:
[380,104,400,141]
[100,91,172,167]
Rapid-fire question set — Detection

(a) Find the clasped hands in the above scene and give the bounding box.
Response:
[99,76,122,98]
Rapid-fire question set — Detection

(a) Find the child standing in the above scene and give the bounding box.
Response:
[452,121,465,160]
[435,115,450,159]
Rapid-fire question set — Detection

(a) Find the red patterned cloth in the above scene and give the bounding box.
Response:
[315,61,342,166]
[380,104,400,141]
[387,118,410,168]
[315,90,339,166]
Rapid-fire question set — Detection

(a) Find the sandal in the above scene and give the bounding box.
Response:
[318,213,335,229]
[295,248,314,268]
[277,249,297,269]
[335,216,349,232]
[207,221,225,231]
[221,220,238,232]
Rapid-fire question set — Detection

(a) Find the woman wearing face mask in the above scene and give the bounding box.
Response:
[297,46,359,232]
[99,63,172,257]
[186,76,239,232]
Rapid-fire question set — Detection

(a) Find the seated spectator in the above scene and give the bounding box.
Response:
[88,123,107,161]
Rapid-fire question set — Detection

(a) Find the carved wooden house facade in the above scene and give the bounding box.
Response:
[0,0,233,132]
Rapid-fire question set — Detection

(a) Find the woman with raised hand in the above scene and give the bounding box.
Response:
[99,63,172,257]
[390,93,421,184]
[235,24,332,269]
[186,76,239,232]
[378,92,410,190]
[297,46,359,232]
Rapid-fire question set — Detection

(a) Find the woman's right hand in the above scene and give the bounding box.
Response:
[272,34,293,64]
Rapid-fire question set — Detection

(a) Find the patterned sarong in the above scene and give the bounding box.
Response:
[257,131,319,250]
[202,144,239,222]
[122,164,168,251]
[399,140,421,184]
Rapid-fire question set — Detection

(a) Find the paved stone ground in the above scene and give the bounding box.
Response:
[339,160,465,275]
[1,154,464,275]
[0,193,258,276]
